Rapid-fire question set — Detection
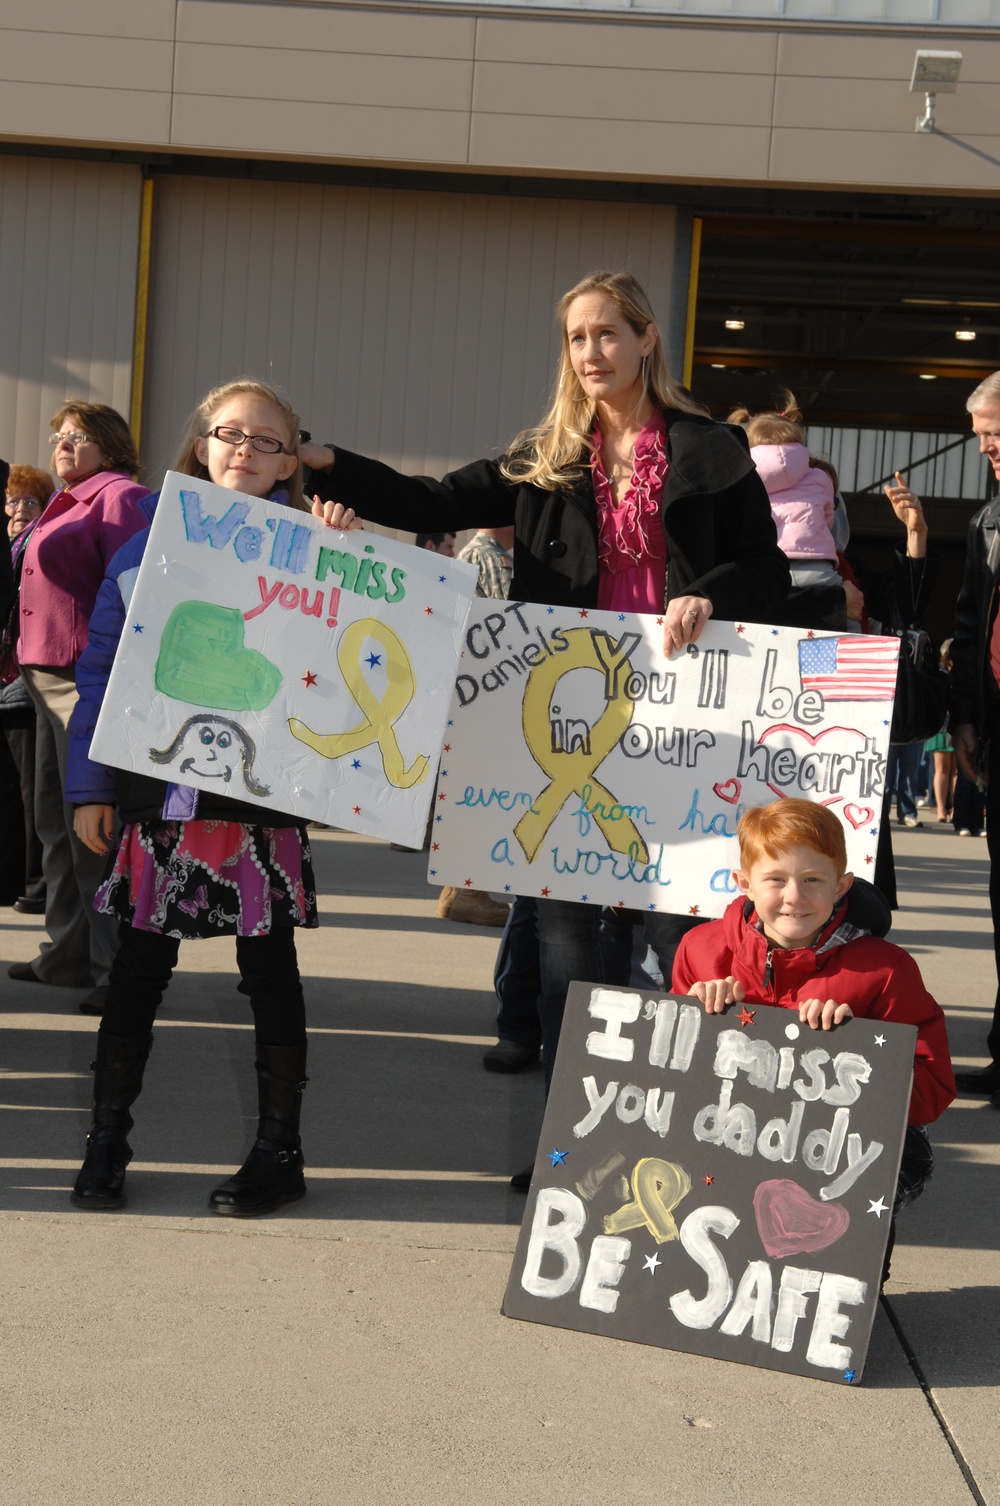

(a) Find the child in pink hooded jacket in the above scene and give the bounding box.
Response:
[729,392,846,606]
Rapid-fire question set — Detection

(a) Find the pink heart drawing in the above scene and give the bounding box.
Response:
[713,779,741,804]
[756,722,869,806]
[753,1178,850,1259]
[843,803,874,830]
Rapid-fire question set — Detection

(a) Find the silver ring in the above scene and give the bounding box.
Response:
[684,609,698,619]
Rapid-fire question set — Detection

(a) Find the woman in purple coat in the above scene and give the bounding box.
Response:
[9,403,150,1011]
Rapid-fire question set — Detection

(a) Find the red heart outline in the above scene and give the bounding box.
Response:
[713,778,741,804]
[756,722,870,806]
[843,803,874,830]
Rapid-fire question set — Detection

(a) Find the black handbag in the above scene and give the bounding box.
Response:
[890,628,948,746]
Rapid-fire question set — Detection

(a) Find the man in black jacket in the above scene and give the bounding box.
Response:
[949,370,1000,1108]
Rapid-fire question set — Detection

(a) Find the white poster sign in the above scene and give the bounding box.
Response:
[91,471,477,847]
[428,603,898,917]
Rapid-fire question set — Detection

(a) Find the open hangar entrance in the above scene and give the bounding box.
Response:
[690,206,1000,647]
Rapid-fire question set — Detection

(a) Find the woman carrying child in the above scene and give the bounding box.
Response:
[65,380,342,1215]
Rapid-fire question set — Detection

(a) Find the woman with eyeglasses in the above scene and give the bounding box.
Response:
[9,404,150,1012]
[2,464,55,916]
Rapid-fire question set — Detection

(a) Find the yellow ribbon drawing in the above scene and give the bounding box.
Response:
[603,1158,692,1245]
[289,618,429,789]
[513,628,647,863]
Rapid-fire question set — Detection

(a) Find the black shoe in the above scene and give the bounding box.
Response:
[510,1164,533,1191]
[209,1138,306,1217]
[210,1041,308,1217]
[954,1065,1000,1094]
[483,1042,540,1074]
[71,1128,132,1210]
[79,985,108,1016]
[8,961,43,983]
[70,1033,152,1211]
[13,896,45,915]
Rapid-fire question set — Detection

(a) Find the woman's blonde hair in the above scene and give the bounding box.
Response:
[727,390,806,449]
[500,270,706,492]
[172,378,305,511]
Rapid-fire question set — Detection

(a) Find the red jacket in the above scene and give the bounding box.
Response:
[672,893,955,1127]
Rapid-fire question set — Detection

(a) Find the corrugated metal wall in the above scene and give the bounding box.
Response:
[0,156,140,471]
[141,177,682,513]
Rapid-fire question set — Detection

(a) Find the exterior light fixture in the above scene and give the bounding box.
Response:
[955,329,977,341]
[911,50,961,133]
[725,319,745,331]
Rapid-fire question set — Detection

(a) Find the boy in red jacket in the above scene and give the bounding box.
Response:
[672,798,955,1276]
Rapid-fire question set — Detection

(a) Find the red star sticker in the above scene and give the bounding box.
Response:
[703,1175,714,1186]
[432,842,439,851]
[438,792,447,802]
[617,900,626,908]
[352,805,361,815]
[737,1006,756,1028]
[424,606,433,615]
[464,878,474,887]
[865,855,874,864]
[689,905,700,915]
[443,744,451,752]
[806,630,815,639]
[736,624,745,635]
[578,609,589,618]
[301,670,318,688]
[540,887,551,897]
[656,616,664,625]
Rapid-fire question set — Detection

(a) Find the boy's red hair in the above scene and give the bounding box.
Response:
[737,799,847,876]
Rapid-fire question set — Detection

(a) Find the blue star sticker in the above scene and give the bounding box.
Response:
[132,623,144,634]
[547,1148,567,1166]
[771,628,779,636]
[351,759,361,770]
[365,652,382,669]
[447,720,453,727]
[618,613,626,621]
[429,869,437,876]
[843,1370,856,1384]
[439,573,446,582]
[648,903,657,911]
[546,606,554,614]
[580,894,588,902]
[869,826,877,836]
[440,769,448,777]
[435,814,442,822]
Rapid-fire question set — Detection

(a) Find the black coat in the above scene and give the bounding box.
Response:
[951,495,1000,735]
[326,409,790,621]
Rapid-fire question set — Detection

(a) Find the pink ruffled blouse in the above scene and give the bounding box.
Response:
[591,410,668,614]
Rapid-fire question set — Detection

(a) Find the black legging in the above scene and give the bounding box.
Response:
[99,922,306,1046]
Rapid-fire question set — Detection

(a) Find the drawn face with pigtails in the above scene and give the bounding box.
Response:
[149,714,271,798]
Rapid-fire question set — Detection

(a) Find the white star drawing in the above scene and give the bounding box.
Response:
[874,1034,886,1047]
[155,555,175,573]
[643,1253,661,1274]
[868,1196,888,1218]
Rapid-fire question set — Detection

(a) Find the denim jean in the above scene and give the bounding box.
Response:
[886,741,925,821]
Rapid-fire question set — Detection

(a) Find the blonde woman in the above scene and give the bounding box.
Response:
[310,270,790,1147]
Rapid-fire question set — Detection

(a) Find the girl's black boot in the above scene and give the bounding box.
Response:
[71,1033,153,1211]
[209,1042,308,1217]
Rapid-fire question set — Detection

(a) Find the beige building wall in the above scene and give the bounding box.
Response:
[140,176,683,501]
[1,0,999,196]
[0,156,140,470]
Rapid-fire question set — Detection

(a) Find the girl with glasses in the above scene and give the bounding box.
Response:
[64,379,359,1216]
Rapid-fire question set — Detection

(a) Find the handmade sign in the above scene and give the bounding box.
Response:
[90,471,477,847]
[430,607,898,916]
[503,983,915,1384]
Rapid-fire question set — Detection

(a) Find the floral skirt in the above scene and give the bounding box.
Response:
[96,820,318,939]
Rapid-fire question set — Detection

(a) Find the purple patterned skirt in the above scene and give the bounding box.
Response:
[95,820,318,939]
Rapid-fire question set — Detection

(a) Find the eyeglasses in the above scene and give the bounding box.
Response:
[48,431,94,447]
[5,495,44,510]
[206,426,287,455]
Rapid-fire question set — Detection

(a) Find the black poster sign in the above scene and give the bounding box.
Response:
[503,984,915,1384]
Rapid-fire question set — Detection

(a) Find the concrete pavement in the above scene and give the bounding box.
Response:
[1,822,997,1506]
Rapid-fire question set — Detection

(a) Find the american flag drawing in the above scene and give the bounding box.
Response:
[798,636,899,701]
